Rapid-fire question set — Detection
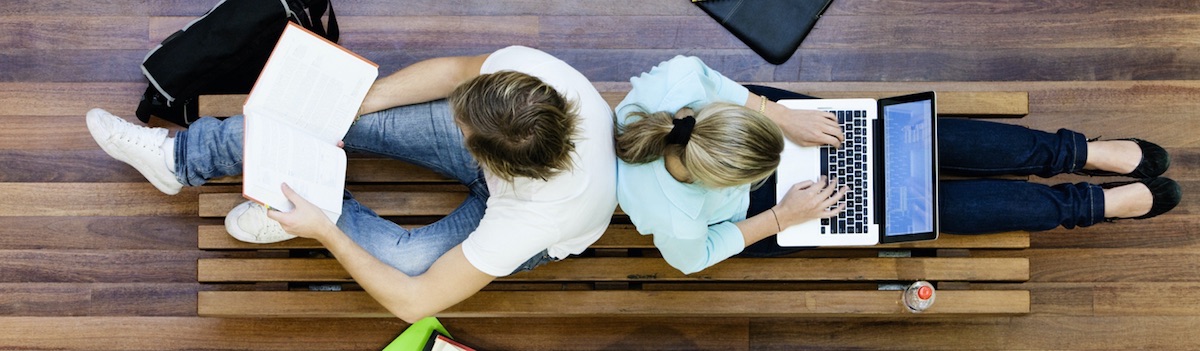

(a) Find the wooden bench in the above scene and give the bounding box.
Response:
[194,88,1032,318]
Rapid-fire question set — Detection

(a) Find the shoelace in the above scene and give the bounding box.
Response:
[112,118,167,152]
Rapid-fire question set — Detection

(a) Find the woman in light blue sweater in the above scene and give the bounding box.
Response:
[615,56,1179,274]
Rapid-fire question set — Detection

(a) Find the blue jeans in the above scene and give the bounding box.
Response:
[741,85,1104,256]
[174,100,553,276]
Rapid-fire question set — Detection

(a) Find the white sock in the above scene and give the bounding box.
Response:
[161,137,176,173]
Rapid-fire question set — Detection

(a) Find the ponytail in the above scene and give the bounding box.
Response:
[615,110,676,164]
[615,102,784,188]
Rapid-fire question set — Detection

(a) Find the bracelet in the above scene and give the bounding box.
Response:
[758,95,767,113]
[769,208,781,232]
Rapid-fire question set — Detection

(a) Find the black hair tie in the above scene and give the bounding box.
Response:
[665,116,696,146]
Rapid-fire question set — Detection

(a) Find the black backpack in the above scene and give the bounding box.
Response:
[136,0,338,126]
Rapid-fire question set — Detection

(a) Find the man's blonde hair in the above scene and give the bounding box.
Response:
[448,71,579,181]
[616,102,783,188]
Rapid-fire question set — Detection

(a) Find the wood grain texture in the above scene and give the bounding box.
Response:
[1032,214,1200,249]
[0,117,104,150]
[976,248,1200,283]
[199,188,468,217]
[806,15,1200,49]
[197,223,1028,250]
[5,0,1200,349]
[0,250,236,283]
[0,316,748,351]
[0,283,203,316]
[0,183,196,217]
[0,316,408,350]
[0,150,165,183]
[825,0,1200,16]
[0,16,147,50]
[749,316,1200,350]
[200,158,451,184]
[198,257,1029,283]
[199,290,1029,318]
[0,216,205,250]
[0,49,146,82]
[141,0,706,17]
[0,83,146,116]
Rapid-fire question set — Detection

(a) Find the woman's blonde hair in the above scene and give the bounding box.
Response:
[615,102,783,188]
[448,71,579,182]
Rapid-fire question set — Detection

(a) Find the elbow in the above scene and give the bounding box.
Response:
[387,305,432,324]
[655,242,711,275]
[662,254,706,275]
[379,298,435,323]
[396,312,430,324]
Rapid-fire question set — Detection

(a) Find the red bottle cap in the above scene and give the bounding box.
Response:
[917,286,933,300]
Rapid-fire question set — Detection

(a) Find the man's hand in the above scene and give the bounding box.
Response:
[266,183,340,241]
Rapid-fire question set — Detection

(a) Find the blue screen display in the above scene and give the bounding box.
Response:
[882,100,934,236]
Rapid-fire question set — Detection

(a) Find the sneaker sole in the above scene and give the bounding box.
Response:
[224,202,297,244]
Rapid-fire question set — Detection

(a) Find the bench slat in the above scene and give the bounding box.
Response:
[198,290,1030,317]
[200,91,1027,118]
[206,159,449,184]
[197,224,1029,250]
[198,191,468,217]
[199,257,1029,282]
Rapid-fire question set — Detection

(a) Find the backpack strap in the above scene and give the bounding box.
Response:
[289,0,338,42]
[310,0,338,42]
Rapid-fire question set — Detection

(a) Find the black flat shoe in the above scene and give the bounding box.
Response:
[1079,138,1170,178]
[1102,177,1182,221]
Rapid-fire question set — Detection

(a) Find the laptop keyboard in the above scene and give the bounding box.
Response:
[820,110,871,234]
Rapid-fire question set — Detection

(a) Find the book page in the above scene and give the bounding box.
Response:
[244,23,378,144]
[241,23,377,224]
[243,110,346,223]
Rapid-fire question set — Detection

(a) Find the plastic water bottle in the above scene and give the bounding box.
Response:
[903,281,936,313]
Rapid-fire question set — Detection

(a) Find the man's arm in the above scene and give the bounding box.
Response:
[358,54,491,116]
[268,184,495,323]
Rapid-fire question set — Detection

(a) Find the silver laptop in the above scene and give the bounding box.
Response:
[774,92,939,246]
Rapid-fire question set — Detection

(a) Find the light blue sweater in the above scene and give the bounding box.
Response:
[615,56,753,274]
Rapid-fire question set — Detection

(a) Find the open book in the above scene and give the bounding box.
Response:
[242,22,378,223]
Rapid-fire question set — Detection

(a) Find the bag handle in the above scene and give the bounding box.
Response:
[287,0,339,42]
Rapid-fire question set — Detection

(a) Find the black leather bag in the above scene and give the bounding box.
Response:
[695,0,833,65]
[137,0,338,126]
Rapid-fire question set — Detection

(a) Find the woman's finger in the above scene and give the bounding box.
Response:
[821,202,847,217]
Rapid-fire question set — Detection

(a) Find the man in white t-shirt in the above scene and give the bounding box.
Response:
[84,46,616,322]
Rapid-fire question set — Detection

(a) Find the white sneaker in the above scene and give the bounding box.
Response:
[225,201,297,244]
[85,108,183,195]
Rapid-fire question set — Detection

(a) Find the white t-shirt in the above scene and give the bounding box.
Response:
[459,46,617,277]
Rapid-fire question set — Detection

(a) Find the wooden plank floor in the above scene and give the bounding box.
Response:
[2,0,1199,349]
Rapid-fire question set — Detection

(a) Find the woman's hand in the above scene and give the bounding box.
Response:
[773,176,849,228]
[266,183,340,241]
[763,100,844,147]
[779,108,844,147]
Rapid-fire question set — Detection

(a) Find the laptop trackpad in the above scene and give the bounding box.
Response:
[774,145,822,247]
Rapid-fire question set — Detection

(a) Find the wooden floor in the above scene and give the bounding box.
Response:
[2,0,1199,349]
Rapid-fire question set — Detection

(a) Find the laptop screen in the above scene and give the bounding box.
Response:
[881,98,936,237]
